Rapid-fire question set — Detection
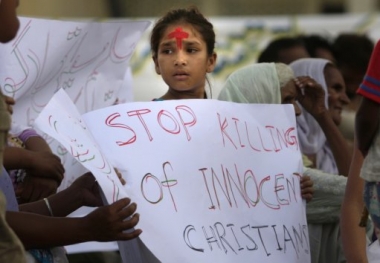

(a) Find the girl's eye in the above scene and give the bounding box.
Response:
[187,48,197,53]
[161,49,173,54]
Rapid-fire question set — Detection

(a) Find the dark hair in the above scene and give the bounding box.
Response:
[300,34,334,58]
[150,6,215,59]
[257,37,305,63]
[332,33,374,73]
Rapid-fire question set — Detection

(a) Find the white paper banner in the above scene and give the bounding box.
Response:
[34,89,309,263]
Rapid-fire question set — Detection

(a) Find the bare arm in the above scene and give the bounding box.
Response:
[341,144,368,263]
[24,135,53,153]
[19,172,98,217]
[8,198,141,249]
[314,111,351,176]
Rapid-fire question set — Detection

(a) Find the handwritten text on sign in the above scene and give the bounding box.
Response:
[83,99,309,263]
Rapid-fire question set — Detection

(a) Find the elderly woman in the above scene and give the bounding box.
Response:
[290,58,351,177]
[218,62,347,263]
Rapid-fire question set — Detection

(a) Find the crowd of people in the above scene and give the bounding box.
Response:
[1,1,379,262]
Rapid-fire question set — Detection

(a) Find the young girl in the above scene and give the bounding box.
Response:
[150,6,217,100]
[150,7,314,201]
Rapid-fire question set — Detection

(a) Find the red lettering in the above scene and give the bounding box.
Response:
[259,176,280,210]
[257,127,272,152]
[105,112,136,146]
[158,110,181,134]
[285,127,298,150]
[243,169,260,207]
[176,105,197,141]
[266,126,281,152]
[217,113,237,149]
[274,174,289,205]
[127,109,153,141]
[245,122,261,152]
[233,118,245,148]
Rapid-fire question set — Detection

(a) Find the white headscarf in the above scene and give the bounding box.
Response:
[218,63,281,104]
[289,58,338,174]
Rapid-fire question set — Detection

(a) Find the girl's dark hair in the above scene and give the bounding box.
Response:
[150,6,215,58]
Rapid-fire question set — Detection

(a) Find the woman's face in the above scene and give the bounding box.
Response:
[281,80,301,116]
[324,65,350,126]
[153,23,216,96]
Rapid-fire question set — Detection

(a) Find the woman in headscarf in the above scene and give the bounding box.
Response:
[218,62,348,263]
[290,58,351,177]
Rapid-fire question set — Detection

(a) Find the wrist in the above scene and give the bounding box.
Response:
[22,149,36,170]
[312,110,331,122]
[48,186,83,217]
[66,185,84,209]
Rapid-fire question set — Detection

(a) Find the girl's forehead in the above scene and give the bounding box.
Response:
[161,23,200,40]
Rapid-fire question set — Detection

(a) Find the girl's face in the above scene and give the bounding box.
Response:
[153,23,216,97]
[324,65,350,125]
[281,80,301,116]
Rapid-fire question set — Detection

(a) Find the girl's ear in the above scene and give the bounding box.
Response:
[206,52,217,73]
[153,56,161,75]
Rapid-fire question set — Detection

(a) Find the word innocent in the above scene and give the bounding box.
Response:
[140,162,301,212]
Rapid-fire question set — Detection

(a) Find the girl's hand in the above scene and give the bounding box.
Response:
[85,198,142,241]
[27,151,65,185]
[300,175,314,203]
[16,176,58,204]
[69,172,103,207]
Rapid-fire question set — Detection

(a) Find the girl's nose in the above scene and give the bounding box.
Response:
[174,51,187,66]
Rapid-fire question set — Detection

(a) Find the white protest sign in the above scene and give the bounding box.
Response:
[0,17,150,189]
[81,99,309,263]
[0,17,150,120]
[34,89,126,204]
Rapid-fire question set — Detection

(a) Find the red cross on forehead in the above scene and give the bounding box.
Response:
[168,27,189,50]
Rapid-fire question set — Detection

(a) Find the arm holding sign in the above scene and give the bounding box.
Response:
[7,197,141,249]
[8,172,141,249]
[19,172,100,216]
